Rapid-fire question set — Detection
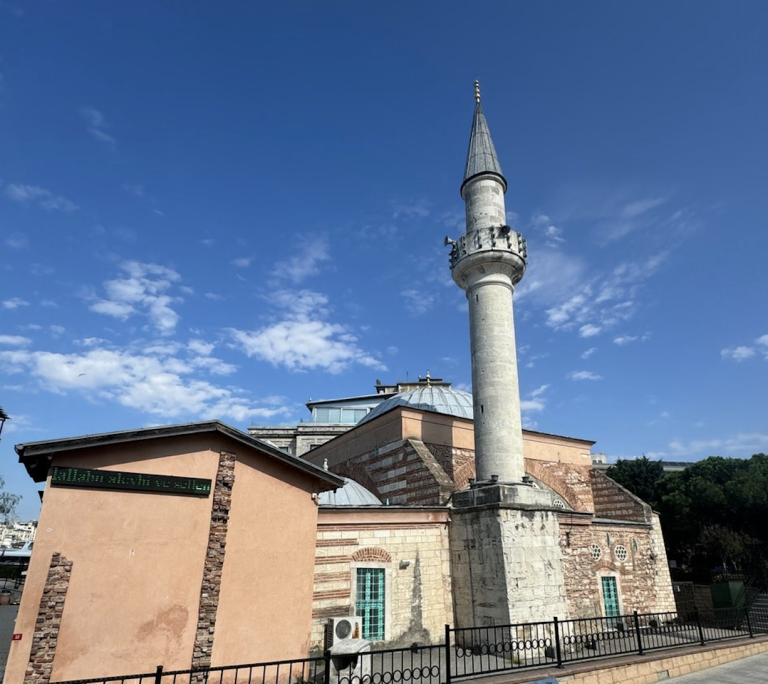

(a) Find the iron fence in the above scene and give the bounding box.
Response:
[51,605,768,684]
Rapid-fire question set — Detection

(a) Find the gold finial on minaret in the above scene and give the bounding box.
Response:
[474,80,481,103]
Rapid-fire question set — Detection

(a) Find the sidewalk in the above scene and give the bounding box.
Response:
[0,604,20,681]
[668,648,768,682]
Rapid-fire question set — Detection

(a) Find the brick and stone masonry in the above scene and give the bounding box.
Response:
[191,450,236,671]
[23,553,72,684]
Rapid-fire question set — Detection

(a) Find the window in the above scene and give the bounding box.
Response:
[313,407,369,424]
[590,544,602,561]
[356,567,385,640]
[601,576,620,619]
[614,545,628,562]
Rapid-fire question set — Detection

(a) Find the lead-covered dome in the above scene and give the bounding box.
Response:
[357,385,474,425]
[318,476,382,506]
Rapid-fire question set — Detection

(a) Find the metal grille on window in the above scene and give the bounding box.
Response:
[614,544,628,561]
[356,568,385,640]
[590,544,602,561]
[601,576,620,619]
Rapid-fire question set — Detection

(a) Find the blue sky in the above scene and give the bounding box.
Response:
[1,1,766,520]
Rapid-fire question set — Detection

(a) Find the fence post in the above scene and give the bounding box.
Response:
[553,617,563,669]
[444,624,452,684]
[745,604,754,638]
[633,611,644,656]
[695,609,705,646]
[154,665,163,684]
[324,650,331,684]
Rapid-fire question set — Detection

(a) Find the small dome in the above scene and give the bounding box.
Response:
[357,385,474,425]
[318,477,382,506]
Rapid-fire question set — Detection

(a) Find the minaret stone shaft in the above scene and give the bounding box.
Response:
[447,82,528,484]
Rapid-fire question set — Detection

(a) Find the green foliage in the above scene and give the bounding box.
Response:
[606,455,664,506]
[608,453,768,585]
[0,475,20,522]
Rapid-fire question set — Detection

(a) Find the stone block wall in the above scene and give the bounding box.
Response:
[311,509,452,650]
[450,505,569,627]
[590,469,651,523]
[559,515,675,619]
[332,439,453,506]
[524,460,594,512]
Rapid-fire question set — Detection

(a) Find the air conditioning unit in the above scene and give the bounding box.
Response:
[325,616,363,649]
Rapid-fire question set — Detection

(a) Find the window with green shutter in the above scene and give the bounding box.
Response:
[356,567,385,640]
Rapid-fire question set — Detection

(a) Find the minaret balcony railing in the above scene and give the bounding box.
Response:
[446,225,527,271]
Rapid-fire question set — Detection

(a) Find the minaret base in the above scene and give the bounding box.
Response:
[449,486,570,627]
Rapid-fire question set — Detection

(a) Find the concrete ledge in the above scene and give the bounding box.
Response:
[471,635,768,684]
[452,483,555,509]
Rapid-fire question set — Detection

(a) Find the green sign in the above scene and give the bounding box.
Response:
[50,466,212,497]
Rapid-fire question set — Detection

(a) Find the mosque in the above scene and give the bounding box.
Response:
[3,85,675,684]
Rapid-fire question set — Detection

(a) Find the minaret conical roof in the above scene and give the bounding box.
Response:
[461,86,507,195]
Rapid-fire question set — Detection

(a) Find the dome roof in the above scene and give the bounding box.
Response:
[318,477,382,506]
[357,385,474,425]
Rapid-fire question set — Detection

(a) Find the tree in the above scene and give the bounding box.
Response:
[698,524,754,573]
[606,455,664,507]
[0,476,20,523]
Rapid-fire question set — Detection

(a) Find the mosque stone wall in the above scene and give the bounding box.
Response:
[332,439,453,506]
[524,459,595,512]
[311,509,452,650]
[559,515,676,618]
[449,505,569,626]
[590,469,652,522]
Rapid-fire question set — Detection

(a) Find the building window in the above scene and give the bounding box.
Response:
[313,407,368,424]
[590,544,602,561]
[614,544,628,562]
[553,499,565,508]
[601,576,621,620]
[356,567,385,640]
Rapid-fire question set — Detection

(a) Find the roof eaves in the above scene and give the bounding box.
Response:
[16,420,344,489]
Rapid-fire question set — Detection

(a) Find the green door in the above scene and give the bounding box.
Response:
[356,568,385,640]
[601,576,620,621]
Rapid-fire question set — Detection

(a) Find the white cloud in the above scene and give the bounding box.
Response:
[0,346,278,423]
[613,335,638,346]
[82,107,116,147]
[392,199,430,220]
[0,335,31,346]
[231,257,252,268]
[89,261,182,335]
[531,213,565,247]
[188,339,215,355]
[621,197,667,219]
[3,297,29,309]
[667,432,768,459]
[579,324,601,338]
[122,184,145,197]
[401,289,434,315]
[229,288,385,374]
[721,334,768,361]
[271,235,331,284]
[530,251,666,335]
[5,184,78,212]
[581,347,597,359]
[5,232,28,249]
[568,370,603,381]
[520,384,549,422]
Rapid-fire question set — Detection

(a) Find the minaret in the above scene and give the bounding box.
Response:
[446,81,528,484]
[447,84,568,629]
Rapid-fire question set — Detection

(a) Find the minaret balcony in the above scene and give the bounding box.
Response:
[446,225,527,290]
